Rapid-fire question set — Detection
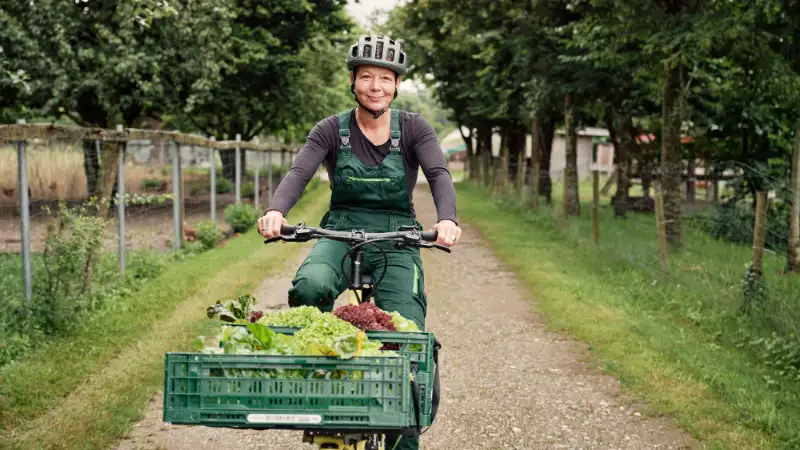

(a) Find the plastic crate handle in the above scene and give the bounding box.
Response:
[410,363,421,436]
[430,338,442,422]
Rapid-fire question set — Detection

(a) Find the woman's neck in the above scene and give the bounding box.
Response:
[354,105,391,132]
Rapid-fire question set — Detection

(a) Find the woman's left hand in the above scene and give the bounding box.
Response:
[431,219,462,247]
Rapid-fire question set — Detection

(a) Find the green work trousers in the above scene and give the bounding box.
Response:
[287,211,427,450]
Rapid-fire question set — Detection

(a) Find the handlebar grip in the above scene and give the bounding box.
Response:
[421,230,438,242]
[280,224,297,235]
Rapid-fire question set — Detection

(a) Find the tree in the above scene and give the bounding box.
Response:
[3,0,235,217]
[177,0,354,182]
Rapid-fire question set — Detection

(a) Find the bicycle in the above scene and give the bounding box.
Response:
[263,222,449,450]
[161,223,447,449]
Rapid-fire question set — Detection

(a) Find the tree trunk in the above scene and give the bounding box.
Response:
[685,144,696,202]
[622,116,640,201]
[508,125,526,186]
[83,140,101,198]
[473,126,484,183]
[641,160,653,198]
[605,106,630,218]
[220,149,247,183]
[539,114,555,205]
[661,63,684,246]
[564,93,580,216]
[471,127,480,182]
[97,141,123,219]
[493,128,508,193]
[528,112,542,209]
[515,136,526,194]
[478,124,492,186]
[788,118,800,273]
[457,124,474,181]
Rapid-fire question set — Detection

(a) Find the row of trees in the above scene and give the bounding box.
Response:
[1,0,356,211]
[384,0,800,272]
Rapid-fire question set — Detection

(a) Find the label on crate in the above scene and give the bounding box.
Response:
[246,413,323,424]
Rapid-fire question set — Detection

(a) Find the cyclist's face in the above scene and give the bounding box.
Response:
[351,66,401,111]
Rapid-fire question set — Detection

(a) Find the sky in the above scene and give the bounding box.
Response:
[346,0,400,28]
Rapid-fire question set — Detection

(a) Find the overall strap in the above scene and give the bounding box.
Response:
[337,109,353,149]
[390,108,401,151]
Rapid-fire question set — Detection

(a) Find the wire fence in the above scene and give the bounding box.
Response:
[0,121,308,306]
[463,151,800,389]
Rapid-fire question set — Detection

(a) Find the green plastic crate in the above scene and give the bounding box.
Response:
[163,352,415,431]
[226,324,435,418]
[240,326,436,373]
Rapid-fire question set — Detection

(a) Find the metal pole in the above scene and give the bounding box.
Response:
[235,134,241,204]
[254,150,260,209]
[116,124,126,276]
[17,118,32,305]
[171,141,182,249]
[267,150,273,203]
[209,137,216,223]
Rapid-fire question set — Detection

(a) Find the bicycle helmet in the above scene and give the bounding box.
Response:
[346,35,408,76]
[346,35,408,119]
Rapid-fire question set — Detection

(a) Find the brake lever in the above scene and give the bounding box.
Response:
[264,235,298,244]
[433,244,452,253]
[416,241,452,253]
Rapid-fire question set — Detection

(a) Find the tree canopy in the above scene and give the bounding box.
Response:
[384,0,800,267]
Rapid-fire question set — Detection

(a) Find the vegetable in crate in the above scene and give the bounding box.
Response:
[333,302,396,331]
[206,294,258,323]
[207,314,397,360]
[255,305,325,328]
[389,311,421,332]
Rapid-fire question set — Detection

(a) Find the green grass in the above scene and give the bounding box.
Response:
[456,181,800,450]
[0,183,330,450]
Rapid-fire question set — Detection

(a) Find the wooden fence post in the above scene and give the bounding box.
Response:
[115,124,126,277]
[562,170,569,226]
[593,170,600,245]
[655,185,669,273]
[752,191,768,276]
[209,137,216,222]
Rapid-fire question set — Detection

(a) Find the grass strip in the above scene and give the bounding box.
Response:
[0,185,329,449]
[456,182,800,450]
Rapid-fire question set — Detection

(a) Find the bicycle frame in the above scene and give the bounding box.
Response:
[265,223,448,450]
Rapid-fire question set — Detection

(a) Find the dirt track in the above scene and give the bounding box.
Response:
[113,186,699,450]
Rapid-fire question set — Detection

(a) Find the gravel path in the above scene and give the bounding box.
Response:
[114,187,699,450]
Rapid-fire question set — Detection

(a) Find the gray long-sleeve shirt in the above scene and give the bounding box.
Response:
[267,109,458,224]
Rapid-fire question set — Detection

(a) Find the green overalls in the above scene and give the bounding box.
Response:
[287,108,426,450]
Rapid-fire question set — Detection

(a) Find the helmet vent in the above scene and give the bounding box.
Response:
[351,46,358,57]
[399,53,405,64]
[387,48,395,61]
[363,44,371,58]
[375,41,384,60]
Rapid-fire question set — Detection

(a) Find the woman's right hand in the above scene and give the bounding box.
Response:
[257,210,288,238]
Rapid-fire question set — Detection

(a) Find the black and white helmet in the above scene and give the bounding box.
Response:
[346,35,408,76]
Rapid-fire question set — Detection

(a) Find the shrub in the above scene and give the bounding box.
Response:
[241,182,254,198]
[126,249,169,281]
[224,203,260,233]
[34,202,109,333]
[0,202,172,365]
[690,199,787,251]
[196,220,224,249]
[140,178,162,191]
[216,177,232,194]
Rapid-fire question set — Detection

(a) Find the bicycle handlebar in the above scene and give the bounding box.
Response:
[264,222,451,253]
